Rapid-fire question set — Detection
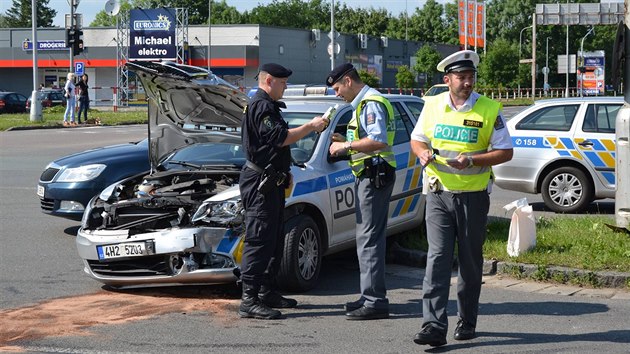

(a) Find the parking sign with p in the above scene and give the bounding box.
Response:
[75,62,84,76]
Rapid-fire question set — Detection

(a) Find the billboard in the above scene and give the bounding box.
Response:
[129,8,177,61]
[577,50,605,96]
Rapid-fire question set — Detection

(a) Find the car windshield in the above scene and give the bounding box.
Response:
[424,85,448,96]
[283,112,323,164]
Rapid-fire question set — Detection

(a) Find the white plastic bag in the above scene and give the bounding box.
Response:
[503,198,536,257]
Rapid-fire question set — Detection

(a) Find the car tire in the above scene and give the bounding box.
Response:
[541,166,593,213]
[276,214,321,292]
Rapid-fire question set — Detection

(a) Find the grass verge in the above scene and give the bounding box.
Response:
[396,215,630,289]
[0,106,147,131]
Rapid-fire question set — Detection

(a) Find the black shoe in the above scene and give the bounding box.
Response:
[344,299,364,312]
[413,326,447,347]
[346,306,389,320]
[238,301,282,319]
[239,283,282,319]
[259,290,298,308]
[454,319,476,340]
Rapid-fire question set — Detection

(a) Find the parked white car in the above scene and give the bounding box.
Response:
[76,61,427,292]
[493,97,622,213]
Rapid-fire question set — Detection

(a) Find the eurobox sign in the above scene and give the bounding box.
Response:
[129,8,176,61]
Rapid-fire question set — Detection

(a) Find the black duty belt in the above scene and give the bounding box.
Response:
[245,160,264,174]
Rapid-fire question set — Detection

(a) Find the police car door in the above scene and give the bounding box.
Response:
[573,101,621,191]
[327,108,359,246]
[387,100,425,229]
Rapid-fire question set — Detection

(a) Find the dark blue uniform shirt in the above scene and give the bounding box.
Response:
[242,89,291,173]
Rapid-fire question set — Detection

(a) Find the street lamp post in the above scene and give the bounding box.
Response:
[579,26,595,97]
[518,25,533,95]
[544,36,551,95]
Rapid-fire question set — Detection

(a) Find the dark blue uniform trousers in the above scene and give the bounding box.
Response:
[422,190,489,331]
[239,167,285,287]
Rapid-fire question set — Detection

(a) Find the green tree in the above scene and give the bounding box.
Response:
[3,0,56,28]
[91,0,133,27]
[243,0,329,30]
[358,69,379,87]
[413,45,442,88]
[395,65,415,89]
[477,38,519,88]
[334,4,390,37]
[443,2,460,45]
[408,0,446,43]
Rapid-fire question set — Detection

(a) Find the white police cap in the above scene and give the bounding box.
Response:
[437,50,479,73]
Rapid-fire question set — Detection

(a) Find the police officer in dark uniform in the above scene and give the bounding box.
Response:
[239,63,329,320]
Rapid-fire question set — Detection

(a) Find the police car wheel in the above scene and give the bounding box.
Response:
[276,214,321,292]
[541,166,594,213]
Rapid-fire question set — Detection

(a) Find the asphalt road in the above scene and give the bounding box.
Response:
[0,124,627,353]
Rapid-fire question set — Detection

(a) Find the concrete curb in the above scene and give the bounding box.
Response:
[389,242,630,290]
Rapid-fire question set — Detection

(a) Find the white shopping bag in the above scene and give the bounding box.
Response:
[503,198,536,257]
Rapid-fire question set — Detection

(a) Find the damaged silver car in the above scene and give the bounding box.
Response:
[76,62,248,288]
[76,61,426,291]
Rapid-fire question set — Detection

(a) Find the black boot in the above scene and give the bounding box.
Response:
[259,284,298,308]
[238,283,282,319]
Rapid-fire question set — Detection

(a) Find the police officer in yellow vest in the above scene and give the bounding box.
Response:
[328,63,396,321]
[410,50,513,346]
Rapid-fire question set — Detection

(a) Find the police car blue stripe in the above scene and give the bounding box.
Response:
[294,176,329,196]
[328,169,355,188]
[583,151,606,167]
[602,171,615,185]
[392,200,404,217]
[403,168,413,191]
[408,194,420,212]
[396,152,409,169]
[216,230,239,253]
[588,139,606,151]
[560,137,575,149]
[558,150,571,157]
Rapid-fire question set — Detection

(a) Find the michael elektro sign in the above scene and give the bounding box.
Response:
[129,8,176,61]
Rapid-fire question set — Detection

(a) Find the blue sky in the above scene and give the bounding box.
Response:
[3,0,447,28]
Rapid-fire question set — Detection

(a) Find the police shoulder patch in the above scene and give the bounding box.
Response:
[494,116,505,130]
[262,116,273,129]
[366,113,376,125]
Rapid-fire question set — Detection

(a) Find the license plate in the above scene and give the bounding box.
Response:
[97,242,147,260]
[37,185,44,198]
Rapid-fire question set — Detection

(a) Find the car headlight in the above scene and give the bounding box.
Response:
[192,199,243,225]
[98,182,124,201]
[56,164,106,182]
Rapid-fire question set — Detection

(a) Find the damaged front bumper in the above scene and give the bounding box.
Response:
[76,226,242,288]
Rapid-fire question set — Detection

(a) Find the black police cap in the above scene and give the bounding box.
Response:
[326,63,356,86]
[259,63,292,78]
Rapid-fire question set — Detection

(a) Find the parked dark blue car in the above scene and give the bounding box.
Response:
[38,139,150,220]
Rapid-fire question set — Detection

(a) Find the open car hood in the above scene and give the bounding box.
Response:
[126,61,248,167]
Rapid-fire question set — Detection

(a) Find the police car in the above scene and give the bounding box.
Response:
[493,97,622,213]
[76,61,426,292]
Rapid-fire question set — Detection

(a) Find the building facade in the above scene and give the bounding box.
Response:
[0,24,458,106]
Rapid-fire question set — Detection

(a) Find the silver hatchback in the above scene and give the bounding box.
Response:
[493,97,622,213]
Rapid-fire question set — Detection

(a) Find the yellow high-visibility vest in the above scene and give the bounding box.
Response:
[347,95,396,176]
[422,93,501,191]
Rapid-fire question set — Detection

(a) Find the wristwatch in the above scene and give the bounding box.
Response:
[344,141,352,151]
[467,155,474,168]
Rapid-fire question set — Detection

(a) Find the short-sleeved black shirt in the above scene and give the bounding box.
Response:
[241,89,291,173]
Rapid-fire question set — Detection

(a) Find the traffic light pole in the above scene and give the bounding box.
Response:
[69,0,75,72]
